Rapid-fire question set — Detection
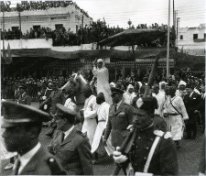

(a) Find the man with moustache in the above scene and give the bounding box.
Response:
[103,87,134,148]
[48,103,93,175]
[1,100,65,175]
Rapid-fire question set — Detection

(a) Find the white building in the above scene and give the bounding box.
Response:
[0,2,93,34]
[177,24,206,56]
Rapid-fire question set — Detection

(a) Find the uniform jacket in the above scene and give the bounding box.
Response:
[13,146,60,175]
[104,101,134,147]
[18,92,32,105]
[48,126,93,175]
[129,126,178,175]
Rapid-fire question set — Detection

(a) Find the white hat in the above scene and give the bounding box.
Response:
[97,58,103,63]
[110,82,116,88]
[127,84,134,89]
[178,80,187,87]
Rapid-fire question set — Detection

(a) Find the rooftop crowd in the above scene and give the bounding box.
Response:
[1,1,89,18]
[1,22,172,47]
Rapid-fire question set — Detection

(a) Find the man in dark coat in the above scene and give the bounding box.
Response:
[48,103,93,175]
[17,85,32,105]
[103,87,134,148]
[112,96,178,175]
[1,100,65,175]
[183,84,201,139]
[197,84,205,133]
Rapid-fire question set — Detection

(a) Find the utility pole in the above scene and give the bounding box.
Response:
[166,0,171,78]
[81,15,84,43]
[173,0,175,28]
[176,17,180,46]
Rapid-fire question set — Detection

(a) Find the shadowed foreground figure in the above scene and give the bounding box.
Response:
[1,100,65,175]
[112,96,178,175]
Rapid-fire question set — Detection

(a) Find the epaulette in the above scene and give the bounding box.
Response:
[163,132,172,139]
[153,130,164,137]
[47,157,66,175]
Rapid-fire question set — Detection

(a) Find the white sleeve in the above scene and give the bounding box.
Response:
[84,96,97,119]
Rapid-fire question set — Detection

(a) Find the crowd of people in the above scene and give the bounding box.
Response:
[1,1,87,17]
[1,21,124,46]
[1,59,205,175]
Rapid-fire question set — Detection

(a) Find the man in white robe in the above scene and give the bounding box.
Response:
[123,84,136,105]
[81,86,98,145]
[91,93,114,157]
[176,80,187,98]
[92,59,112,104]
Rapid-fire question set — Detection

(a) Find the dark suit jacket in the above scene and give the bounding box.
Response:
[18,92,32,105]
[48,126,93,175]
[104,101,134,147]
[13,146,60,175]
[184,91,201,123]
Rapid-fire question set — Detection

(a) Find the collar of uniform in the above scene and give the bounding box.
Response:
[116,100,122,109]
[18,142,41,174]
[64,125,75,140]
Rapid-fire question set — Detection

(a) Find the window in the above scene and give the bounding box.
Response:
[33,25,40,31]
[11,26,19,31]
[193,34,198,40]
[204,33,206,40]
[180,35,183,40]
[55,24,63,30]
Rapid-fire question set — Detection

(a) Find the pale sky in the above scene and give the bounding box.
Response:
[74,0,206,28]
[10,0,206,28]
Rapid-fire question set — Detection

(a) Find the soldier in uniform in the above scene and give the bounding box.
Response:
[103,87,134,148]
[48,103,93,175]
[17,85,32,105]
[112,96,178,175]
[1,100,65,175]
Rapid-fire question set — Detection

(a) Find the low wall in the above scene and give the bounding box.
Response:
[1,38,53,50]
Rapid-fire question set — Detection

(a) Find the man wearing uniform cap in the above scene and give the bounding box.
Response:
[17,85,32,105]
[112,96,178,175]
[103,87,134,148]
[48,103,93,175]
[1,100,65,175]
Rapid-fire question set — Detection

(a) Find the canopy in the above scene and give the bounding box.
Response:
[98,29,166,46]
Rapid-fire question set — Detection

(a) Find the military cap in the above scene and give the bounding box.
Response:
[136,97,158,114]
[111,87,124,95]
[1,100,50,128]
[56,103,77,117]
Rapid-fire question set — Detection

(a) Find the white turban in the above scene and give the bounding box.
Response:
[97,58,103,63]
[178,80,187,87]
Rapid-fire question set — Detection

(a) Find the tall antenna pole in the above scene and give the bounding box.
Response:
[166,0,171,78]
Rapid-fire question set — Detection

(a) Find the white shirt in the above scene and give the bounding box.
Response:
[64,125,75,140]
[116,100,122,110]
[18,142,41,174]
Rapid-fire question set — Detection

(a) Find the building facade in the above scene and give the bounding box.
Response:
[0,3,93,34]
[177,24,206,56]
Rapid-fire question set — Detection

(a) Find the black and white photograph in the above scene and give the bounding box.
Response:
[0,0,205,175]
